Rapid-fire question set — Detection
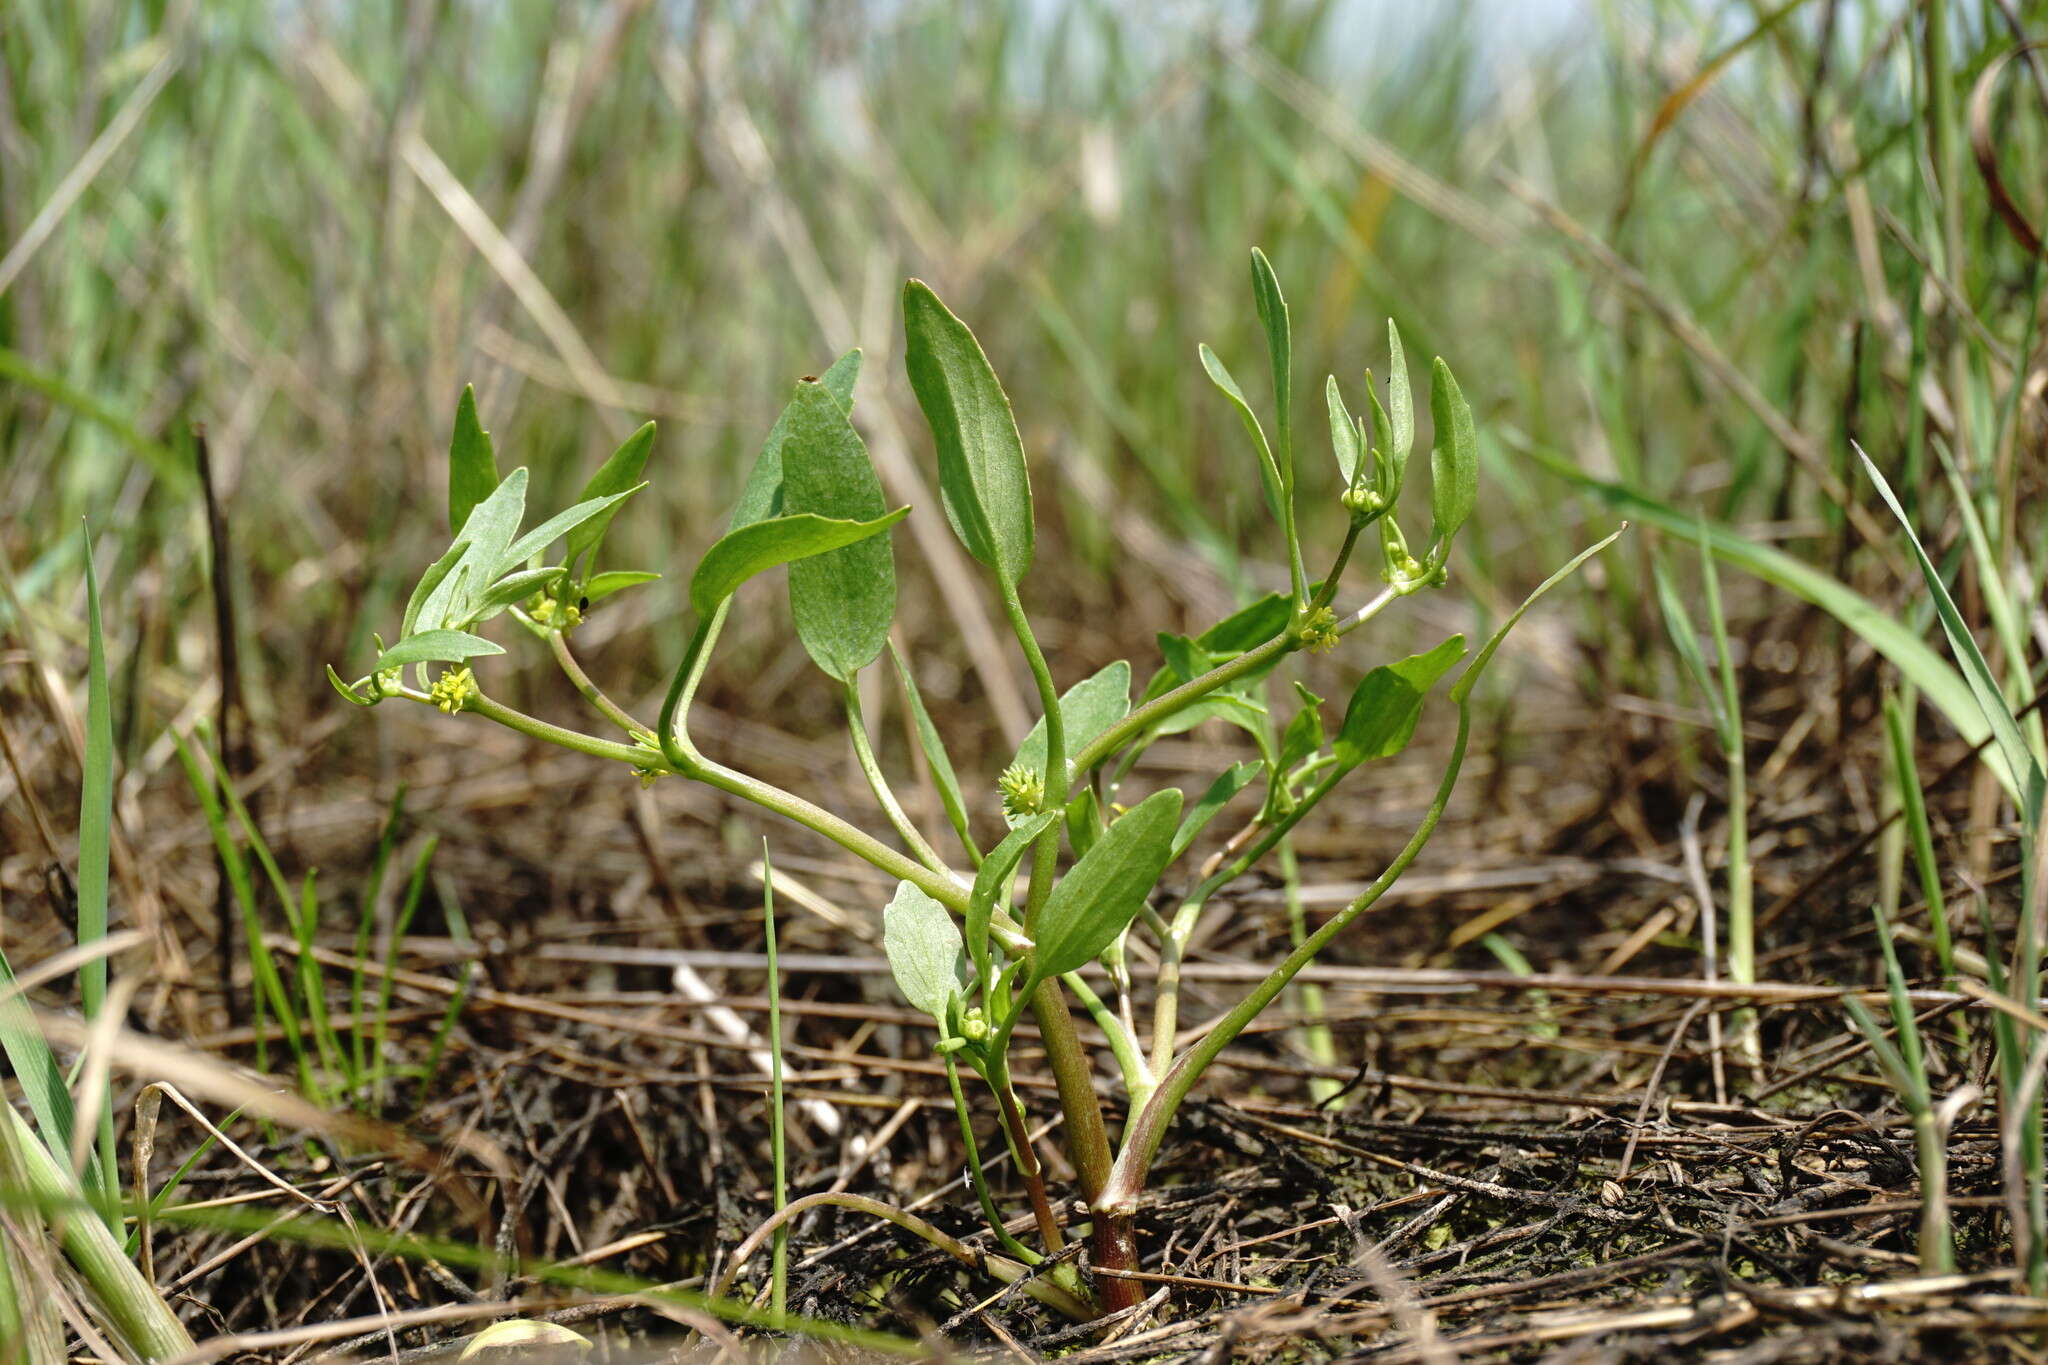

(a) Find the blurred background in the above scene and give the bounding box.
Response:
[2,0,2045,1178]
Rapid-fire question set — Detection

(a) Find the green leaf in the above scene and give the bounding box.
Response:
[1279,681,1325,770]
[447,385,499,536]
[1171,761,1262,861]
[466,566,565,624]
[782,379,896,680]
[1327,376,1361,488]
[374,630,506,672]
[903,281,1035,585]
[425,468,529,630]
[1156,633,1215,685]
[582,569,660,605]
[1427,359,1476,551]
[1030,787,1182,982]
[1858,447,2043,808]
[884,881,963,1021]
[688,508,909,620]
[1250,248,1292,489]
[1385,321,1414,473]
[967,812,1057,976]
[1334,635,1467,768]
[1013,660,1131,781]
[729,349,862,532]
[1199,591,1294,653]
[566,422,656,578]
[1651,556,1725,735]
[1065,787,1100,860]
[1199,343,1283,518]
[890,642,980,865]
[402,538,468,638]
[498,487,644,580]
[0,943,80,1164]
[1149,692,1269,739]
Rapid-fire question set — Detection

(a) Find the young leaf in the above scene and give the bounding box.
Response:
[498,486,644,580]
[1199,590,1294,653]
[425,468,528,629]
[582,569,660,605]
[1012,659,1131,781]
[1427,359,1477,551]
[1199,343,1283,518]
[902,281,1034,585]
[729,349,862,532]
[890,641,980,864]
[1334,635,1467,768]
[566,422,656,578]
[374,630,506,672]
[447,386,499,536]
[884,881,964,1021]
[1029,787,1182,982]
[1250,248,1292,488]
[1171,760,1262,861]
[1327,376,1360,488]
[688,508,908,620]
[1385,321,1414,470]
[402,538,468,639]
[1279,681,1325,770]
[782,379,896,680]
[1065,787,1100,860]
[967,811,1057,976]
[465,566,567,624]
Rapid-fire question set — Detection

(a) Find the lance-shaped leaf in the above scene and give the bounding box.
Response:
[1250,248,1292,489]
[374,630,506,672]
[498,486,645,580]
[1011,659,1131,784]
[729,349,862,532]
[782,379,895,680]
[1279,681,1325,770]
[582,569,659,605]
[967,811,1058,975]
[1200,343,1284,519]
[1385,321,1414,471]
[447,386,499,536]
[687,508,908,620]
[1170,760,1262,862]
[903,280,1035,585]
[466,566,567,625]
[426,468,529,630]
[884,881,964,1021]
[1427,359,1477,552]
[1334,635,1467,768]
[1029,787,1182,982]
[566,422,656,579]
[402,538,468,638]
[1327,376,1361,487]
[891,642,979,864]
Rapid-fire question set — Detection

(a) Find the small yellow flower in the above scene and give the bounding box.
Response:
[1296,606,1339,655]
[531,597,582,629]
[429,666,478,714]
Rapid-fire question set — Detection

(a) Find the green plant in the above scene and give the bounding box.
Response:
[331,253,1617,1321]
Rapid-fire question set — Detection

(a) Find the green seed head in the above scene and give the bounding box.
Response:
[999,763,1047,819]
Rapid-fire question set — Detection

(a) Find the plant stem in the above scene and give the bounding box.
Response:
[1312,519,1366,609]
[1106,704,1473,1211]
[985,1058,1066,1253]
[1063,970,1153,1108]
[1073,630,1297,775]
[467,692,654,768]
[763,844,788,1318]
[943,1057,1042,1266]
[844,680,951,875]
[548,630,647,737]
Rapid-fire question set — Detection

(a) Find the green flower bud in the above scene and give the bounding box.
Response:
[1295,606,1339,655]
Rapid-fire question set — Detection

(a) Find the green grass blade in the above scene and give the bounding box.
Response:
[76,530,118,1223]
